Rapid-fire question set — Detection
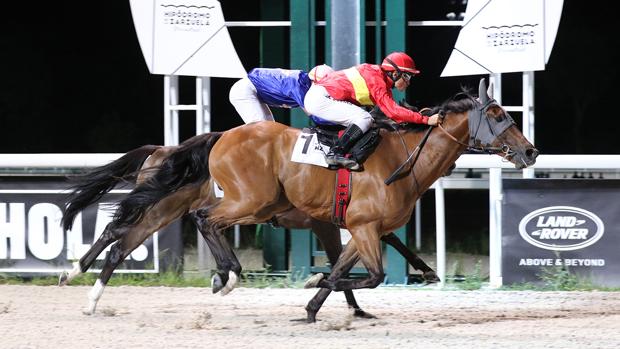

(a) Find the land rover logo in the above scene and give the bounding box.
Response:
[518,206,604,251]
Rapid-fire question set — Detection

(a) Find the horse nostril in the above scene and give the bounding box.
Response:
[526,148,539,159]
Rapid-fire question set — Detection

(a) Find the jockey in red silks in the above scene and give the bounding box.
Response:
[304,52,440,170]
[229,64,334,124]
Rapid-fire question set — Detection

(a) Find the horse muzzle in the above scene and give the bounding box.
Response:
[512,147,539,169]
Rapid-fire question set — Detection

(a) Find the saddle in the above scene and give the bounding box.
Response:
[303,101,430,169]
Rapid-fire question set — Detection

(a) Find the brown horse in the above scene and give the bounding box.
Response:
[62,78,537,321]
[59,140,438,318]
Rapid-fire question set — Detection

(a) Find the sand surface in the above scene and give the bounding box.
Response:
[2,285,620,348]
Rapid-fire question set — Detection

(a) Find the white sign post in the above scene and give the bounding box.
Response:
[130,0,246,145]
[441,0,563,76]
[439,0,563,288]
[130,0,246,77]
[129,0,247,274]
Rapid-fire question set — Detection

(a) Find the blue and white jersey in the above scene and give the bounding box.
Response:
[247,68,311,109]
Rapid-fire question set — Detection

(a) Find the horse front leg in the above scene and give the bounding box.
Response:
[303,238,360,322]
[310,219,375,319]
[381,232,440,283]
[192,208,242,295]
[308,224,384,291]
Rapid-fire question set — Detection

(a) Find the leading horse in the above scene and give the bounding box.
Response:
[59,131,438,318]
[62,79,537,321]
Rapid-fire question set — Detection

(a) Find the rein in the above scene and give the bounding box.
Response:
[384,109,444,186]
[384,124,434,185]
[384,97,517,185]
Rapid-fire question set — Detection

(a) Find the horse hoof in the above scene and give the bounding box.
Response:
[219,271,238,296]
[423,271,441,283]
[290,316,316,323]
[211,273,224,294]
[82,306,96,316]
[295,311,317,323]
[304,273,324,289]
[58,271,69,286]
[353,308,377,319]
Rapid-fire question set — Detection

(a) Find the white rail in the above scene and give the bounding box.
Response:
[2,153,619,169]
[1,153,619,287]
[0,153,124,168]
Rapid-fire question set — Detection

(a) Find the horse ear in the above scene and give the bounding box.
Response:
[478,78,489,104]
[487,82,494,99]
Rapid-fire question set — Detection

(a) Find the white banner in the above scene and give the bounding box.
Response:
[130,0,246,78]
[441,0,563,77]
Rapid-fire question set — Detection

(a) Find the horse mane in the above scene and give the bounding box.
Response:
[427,86,477,116]
[373,87,477,134]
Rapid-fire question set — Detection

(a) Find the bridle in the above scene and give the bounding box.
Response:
[437,96,517,161]
[384,95,516,186]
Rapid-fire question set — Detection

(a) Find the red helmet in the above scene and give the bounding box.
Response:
[381,52,420,74]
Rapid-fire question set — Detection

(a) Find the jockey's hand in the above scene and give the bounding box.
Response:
[427,113,441,126]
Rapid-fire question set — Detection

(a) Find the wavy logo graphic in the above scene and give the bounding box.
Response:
[518,206,605,251]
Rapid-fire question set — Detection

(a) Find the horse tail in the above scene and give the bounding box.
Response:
[113,132,223,226]
[61,145,161,231]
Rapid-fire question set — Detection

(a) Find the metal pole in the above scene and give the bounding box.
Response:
[415,199,422,250]
[163,76,173,146]
[198,77,211,134]
[234,225,241,249]
[522,71,535,178]
[489,168,503,288]
[330,0,361,69]
[489,73,502,104]
[195,76,214,274]
[374,0,382,64]
[434,178,446,287]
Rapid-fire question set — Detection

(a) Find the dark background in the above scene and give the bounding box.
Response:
[1,1,618,155]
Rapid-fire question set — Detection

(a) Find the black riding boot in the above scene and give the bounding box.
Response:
[325,124,364,170]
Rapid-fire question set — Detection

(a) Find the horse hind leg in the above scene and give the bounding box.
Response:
[82,227,148,315]
[191,209,242,295]
[381,232,440,283]
[59,222,128,286]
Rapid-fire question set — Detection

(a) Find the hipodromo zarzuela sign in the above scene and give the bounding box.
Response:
[502,179,620,287]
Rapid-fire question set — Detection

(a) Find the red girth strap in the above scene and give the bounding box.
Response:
[331,167,352,228]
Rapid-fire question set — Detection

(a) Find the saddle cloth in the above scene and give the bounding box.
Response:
[290,126,381,168]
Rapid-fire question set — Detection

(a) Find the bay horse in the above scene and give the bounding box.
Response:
[61,78,537,321]
[59,136,438,318]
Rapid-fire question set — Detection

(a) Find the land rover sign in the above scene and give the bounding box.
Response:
[502,179,620,287]
[518,206,604,251]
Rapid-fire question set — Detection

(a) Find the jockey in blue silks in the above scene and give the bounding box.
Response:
[229,64,334,125]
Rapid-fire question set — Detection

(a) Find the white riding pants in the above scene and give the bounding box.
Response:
[229,77,275,124]
[303,85,373,132]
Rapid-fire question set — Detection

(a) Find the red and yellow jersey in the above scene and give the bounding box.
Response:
[316,63,429,124]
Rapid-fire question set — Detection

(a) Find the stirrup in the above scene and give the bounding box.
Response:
[325,154,360,170]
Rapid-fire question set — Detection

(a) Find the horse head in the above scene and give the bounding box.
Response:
[463,78,538,169]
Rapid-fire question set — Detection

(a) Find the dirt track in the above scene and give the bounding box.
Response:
[2,285,620,348]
